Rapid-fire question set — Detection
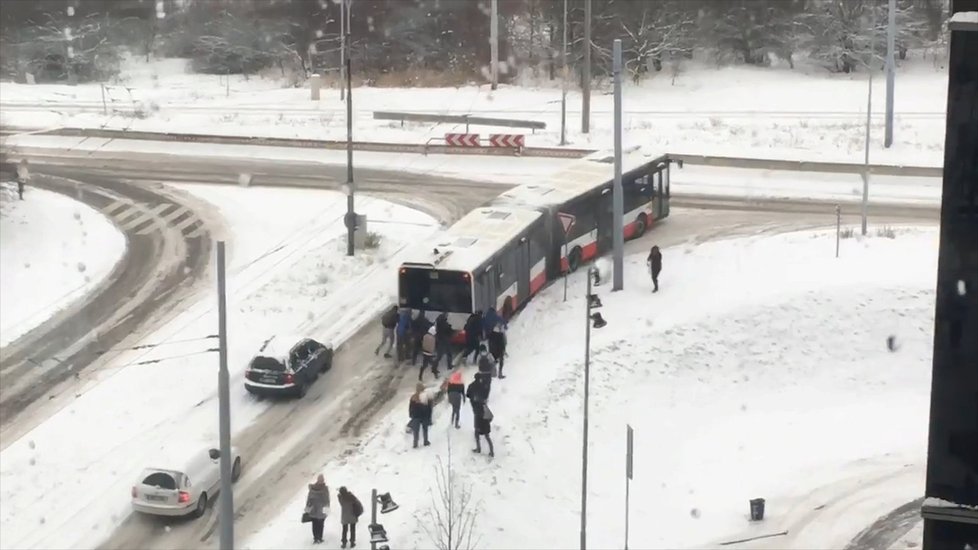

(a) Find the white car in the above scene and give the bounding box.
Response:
[131,446,242,519]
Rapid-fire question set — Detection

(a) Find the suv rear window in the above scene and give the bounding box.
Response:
[142,472,177,490]
[251,356,286,371]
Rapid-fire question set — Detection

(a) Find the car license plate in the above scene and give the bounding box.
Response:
[146,495,167,502]
[261,376,278,384]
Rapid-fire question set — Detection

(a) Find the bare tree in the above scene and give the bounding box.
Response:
[417,442,482,550]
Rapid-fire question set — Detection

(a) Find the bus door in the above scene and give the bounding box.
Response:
[515,236,531,306]
[596,187,614,254]
[661,163,671,218]
[475,266,497,313]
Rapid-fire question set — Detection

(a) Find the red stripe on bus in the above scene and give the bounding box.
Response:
[581,241,599,261]
[530,270,547,295]
[623,220,638,240]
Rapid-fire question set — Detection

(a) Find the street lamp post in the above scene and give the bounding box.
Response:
[580,266,606,550]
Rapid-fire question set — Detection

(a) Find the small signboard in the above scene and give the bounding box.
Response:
[557,212,575,235]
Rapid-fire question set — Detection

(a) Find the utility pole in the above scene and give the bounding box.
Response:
[582,0,592,133]
[612,39,624,292]
[861,3,876,236]
[580,269,594,550]
[560,0,568,145]
[884,0,896,147]
[216,241,234,550]
[370,488,378,550]
[490,0,499,90]
[344,0,355,257]
[339,0,345,101]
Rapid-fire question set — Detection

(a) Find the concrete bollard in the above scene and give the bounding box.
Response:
[310,74,322,101]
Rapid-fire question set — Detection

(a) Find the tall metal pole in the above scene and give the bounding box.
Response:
[490,0,499,90]
[861,3,875,237]
[370,488,378,550]
[339,0,345,101]
[560,0,568,146]
[216,241,234,550]
[580,270,592,550]
[582,0,592,133]
[612,40,624,292]
[884,0,896,147]
[345,1,355,257]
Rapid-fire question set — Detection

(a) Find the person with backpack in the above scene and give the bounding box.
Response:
[337,486,363,548]
[487,326,507,379]
[472,399,495,457]
[395,307,413,362]
[443,370,466,429]
[419,326,438,380]
[482,306,506,338]
[647,245,663,293]
[375,305,398,358]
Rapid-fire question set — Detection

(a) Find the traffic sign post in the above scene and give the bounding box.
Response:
[558,212,575,302]
[625,424,634,550]
[444,133,481,147]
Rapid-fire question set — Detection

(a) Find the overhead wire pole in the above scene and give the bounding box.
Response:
[582,0,592,133]
[560,0,568,146]
[861,2,876,236]
[490,0,499,90]
[580,269,594,550]
[345,0,355,256]
[339,0,345,101]
[216,241,234,550]
[612,39,624,291]
[884,0,896,147]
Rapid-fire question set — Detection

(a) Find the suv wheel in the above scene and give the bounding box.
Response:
[296,382,308,398]
[193,492,208,519]
[231,457,242,482]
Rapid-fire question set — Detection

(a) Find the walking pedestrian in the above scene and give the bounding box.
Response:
[337,486,363,548]
[487,326,507,379]
[408,382,432,448]
[471,400,495,457]
[444,370,466,429]
[647,245,663,293]
[16,159,27,201]
[434,312,455,371]
[304,474,331,544]
[375,305,398,358]
[457,310,484,365]
[395,307,412,362]
[411,310,432,366]
[419,326,437,380]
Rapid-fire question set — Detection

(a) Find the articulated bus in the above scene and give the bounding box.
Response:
[398,151,678,330]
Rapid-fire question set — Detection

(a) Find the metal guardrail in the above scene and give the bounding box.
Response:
[373,111,546,132]
[0,125,942,173]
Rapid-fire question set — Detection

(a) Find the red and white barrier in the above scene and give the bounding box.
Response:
[488,134,525,148]
[444,133,480,147]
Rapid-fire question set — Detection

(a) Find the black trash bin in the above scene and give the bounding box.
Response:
[749,498,765,521]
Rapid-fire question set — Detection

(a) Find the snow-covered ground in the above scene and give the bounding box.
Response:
[889,520,923,549]
[244,227,936,550]
[0,56,949,166]
[0,184,125,347]
[2,135,943,207]
[0,185,440,549]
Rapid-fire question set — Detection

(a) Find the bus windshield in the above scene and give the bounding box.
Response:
[399,267,472,313]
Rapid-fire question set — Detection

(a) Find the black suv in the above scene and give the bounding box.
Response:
[244,338,333,398]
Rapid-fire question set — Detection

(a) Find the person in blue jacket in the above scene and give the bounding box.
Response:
[482,306,507,338]
[395,307,412,362]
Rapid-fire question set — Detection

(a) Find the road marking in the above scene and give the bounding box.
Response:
[174,214,201,231]
[160,205,189,224]
[184,223,207,239]
[100,200,131,217]
[120,203,172,232]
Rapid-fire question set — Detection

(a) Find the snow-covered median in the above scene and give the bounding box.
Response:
[245,227,936,550]
[0,186,126,347]
[0,186,439,550]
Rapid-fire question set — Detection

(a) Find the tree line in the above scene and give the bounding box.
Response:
[0,0,950,85]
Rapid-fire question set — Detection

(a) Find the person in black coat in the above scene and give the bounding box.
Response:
[434,312,455,370]
[457,311,484,365]
[487,327,507,379]
[408,383,432,448]
[471,400,495,457]
[411,310,432,365]
[647,245,663,293]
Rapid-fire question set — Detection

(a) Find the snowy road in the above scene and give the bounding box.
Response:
[0,173,214,442]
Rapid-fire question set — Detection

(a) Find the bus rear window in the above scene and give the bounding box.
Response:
[399,268,472,313]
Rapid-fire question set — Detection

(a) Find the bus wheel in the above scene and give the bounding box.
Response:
[633,214,648,239]
[568,248,582,273]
